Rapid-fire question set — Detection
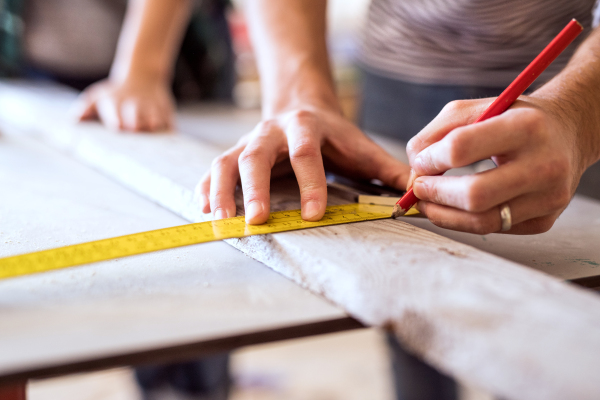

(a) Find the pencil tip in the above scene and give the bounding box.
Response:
[391,204,407,219]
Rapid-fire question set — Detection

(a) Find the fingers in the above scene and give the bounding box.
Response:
[96,97,123,131]
[74,81,174,132]
[286,112,327,221]
[121,101,172,132]
[197,171,211,214]
[72,95,98,121]
[411,113,527,176]
[417,191,563,235]
[412,161,543,212]
[406,98,493,165]
[239,123,288,224]
[209,145,246,220]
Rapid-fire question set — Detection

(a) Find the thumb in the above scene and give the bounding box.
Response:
[373,150,412,191]
[71,96,98,121]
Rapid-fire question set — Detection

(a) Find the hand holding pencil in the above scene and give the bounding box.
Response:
[396,19,587,234]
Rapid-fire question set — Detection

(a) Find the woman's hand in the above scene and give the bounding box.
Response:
[198,106,411,224]
[406,96,584,234]
[72,78,175,132]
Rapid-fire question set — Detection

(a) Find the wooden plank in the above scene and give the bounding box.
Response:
[2,81,598,283]
[0,133,349,383]
[2,81,600,399]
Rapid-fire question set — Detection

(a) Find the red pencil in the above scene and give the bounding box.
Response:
[392,18,583,218]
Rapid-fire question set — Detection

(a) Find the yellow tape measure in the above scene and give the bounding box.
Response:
[0,203,418,281]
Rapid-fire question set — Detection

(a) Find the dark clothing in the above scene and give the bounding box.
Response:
[359,69,504,143]
[135,354,230,400]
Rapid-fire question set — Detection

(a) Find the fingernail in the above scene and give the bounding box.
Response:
[246,201,263,222]
[214,209,228,220]
[302,201,321,221]
[412,178,426,197]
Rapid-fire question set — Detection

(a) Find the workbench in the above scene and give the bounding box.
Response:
[1,81,599,400]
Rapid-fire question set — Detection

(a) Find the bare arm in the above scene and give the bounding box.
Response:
[73,0,192,131]
[406,27,600,234]
[246,0,340,117]
[198,0,410,223]
[533,27,600,171]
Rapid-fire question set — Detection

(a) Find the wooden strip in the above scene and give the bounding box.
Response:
[2,81,600,400]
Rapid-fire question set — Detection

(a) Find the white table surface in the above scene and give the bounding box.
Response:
[0,132,351,383]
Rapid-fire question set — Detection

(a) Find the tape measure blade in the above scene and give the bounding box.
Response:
[0,204,394,280]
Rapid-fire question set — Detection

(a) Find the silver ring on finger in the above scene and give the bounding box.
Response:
[499,203,512,232]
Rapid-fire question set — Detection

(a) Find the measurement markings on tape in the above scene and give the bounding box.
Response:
[0,203,418,280]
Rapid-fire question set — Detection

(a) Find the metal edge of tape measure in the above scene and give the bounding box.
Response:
[0,204,420,281]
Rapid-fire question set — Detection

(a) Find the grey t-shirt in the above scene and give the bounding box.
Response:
[359,0,597,87]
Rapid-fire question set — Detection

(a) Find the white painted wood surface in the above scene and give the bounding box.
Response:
[0,133,347,380]
[2,81,600,400]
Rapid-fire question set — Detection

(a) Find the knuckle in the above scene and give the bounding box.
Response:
[441,99,468,115]
[238,147,266,167]
[462,180,489,212]
[539,156,569,181]
[522,110,546,139]
[256,119,279,135]
[211,154,231,170]
[536,218,556,233]
[290,140,320,160]
[526,109,545,129]
[469,215,497,235]
[445,133,469,167]
[549,185,572,210]
[240,183,263,200]
[528,217,556,234]
[288,109,315,125]
[209,190,232,206]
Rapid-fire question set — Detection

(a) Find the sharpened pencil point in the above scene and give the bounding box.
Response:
[391,204,407,219]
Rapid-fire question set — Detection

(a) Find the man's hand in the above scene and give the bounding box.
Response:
[406,97,585,234]
[406,26,600,235]
[72,78,175,132]
[72,0,190,132]
[198,106,410,224]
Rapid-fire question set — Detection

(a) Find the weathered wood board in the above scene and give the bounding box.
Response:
[2,81,598,283]
[2,81,600,400]
[0,133,352,383]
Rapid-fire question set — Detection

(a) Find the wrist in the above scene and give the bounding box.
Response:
[532,80,600,172]
[109,54,170,86]
[260,59,342,118]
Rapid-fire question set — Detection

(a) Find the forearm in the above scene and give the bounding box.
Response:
[246,0,340,117]
[533,26,600,171]
[110,0,192,84]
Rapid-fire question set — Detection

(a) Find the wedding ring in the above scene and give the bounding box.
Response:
[499,203,512,232]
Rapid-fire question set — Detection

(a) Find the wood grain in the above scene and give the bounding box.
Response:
[2,81,600,400]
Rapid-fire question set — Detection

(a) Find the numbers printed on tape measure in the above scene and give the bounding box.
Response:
[0,204,417,280]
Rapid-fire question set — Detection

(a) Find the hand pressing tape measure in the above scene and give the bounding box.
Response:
[0,204,419,281]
